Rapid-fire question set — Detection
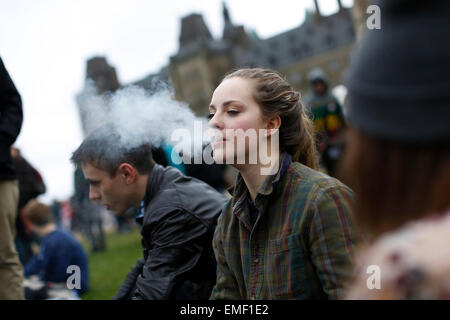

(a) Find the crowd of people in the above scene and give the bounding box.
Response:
[0,0,448,300]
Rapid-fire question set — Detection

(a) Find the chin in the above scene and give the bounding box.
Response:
[212,150,225,164]
[109,209,120,216]
[109,206,124,216]
[213,144,242,164]
[212,150,235,165]
[117,206,139,218]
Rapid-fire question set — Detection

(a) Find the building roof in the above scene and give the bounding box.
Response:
[134,6,356,89]
[233,8,356,69]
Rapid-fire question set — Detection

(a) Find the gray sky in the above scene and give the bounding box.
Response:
[0,0,353,204]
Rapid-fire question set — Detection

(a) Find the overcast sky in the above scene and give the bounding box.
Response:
[0,0,353,204]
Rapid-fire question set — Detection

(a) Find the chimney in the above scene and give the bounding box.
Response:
[223,1,231,25]
[86,56,120,94]
[313,0,322,17]
[222,1,235,41]
[179,14,213,48]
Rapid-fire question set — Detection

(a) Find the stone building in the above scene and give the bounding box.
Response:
[78,0,358,124]
[155,0,356,116]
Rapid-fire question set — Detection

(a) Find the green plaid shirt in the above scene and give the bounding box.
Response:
[211,153,358,300]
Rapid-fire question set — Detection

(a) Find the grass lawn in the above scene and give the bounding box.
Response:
[80,227,142,300]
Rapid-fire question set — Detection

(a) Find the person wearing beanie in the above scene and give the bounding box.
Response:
[341,0,450,299]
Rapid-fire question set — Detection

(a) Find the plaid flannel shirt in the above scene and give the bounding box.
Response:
[211,153,358,299]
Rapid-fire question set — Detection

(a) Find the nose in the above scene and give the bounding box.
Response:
[89,186,101,202]
[208,112,224,130]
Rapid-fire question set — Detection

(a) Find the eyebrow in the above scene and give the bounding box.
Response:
[209,100,243,110]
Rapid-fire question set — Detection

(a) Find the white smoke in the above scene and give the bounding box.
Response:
[76,80,209,159]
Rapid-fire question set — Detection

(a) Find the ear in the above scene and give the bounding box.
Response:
[118,163,137,184]
[265,115,281,137]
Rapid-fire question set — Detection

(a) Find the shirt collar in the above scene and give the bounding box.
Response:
[258,152,291,196]
[134,200,146,226]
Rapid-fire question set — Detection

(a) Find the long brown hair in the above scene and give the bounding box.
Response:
[224,68,318,169]
[340,128,450,238]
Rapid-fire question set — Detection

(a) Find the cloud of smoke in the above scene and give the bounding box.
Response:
[76,80,209,158]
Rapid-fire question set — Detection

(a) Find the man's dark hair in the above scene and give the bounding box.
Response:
[71,124,155,177]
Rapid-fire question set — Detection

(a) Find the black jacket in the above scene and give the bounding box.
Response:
[12,154,46,209]
[0,57,23,180]
[114,164,226,300]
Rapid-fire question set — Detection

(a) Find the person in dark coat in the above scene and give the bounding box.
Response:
[0,56,24,299]
[70,124,226,300]
[10,147,46,265]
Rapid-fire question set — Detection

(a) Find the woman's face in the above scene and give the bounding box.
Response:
[208,77,268,165]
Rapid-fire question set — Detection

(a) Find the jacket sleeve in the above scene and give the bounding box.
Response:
[0,57,23,147]
[112,258,145,300]
[24,254,44,277]
[131,208,210,300]
[210,210,241,299]
[308,185,358,299]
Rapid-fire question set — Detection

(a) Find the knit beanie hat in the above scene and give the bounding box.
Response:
[345,0,450,143]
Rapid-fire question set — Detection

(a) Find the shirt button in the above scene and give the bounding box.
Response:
[254,258,259,264]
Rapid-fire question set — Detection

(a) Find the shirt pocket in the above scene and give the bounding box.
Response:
[267,233,308,299]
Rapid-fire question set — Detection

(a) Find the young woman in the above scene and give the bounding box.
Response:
[208,68,358,299]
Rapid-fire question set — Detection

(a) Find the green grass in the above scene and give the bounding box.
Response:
[80,228,142,300]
